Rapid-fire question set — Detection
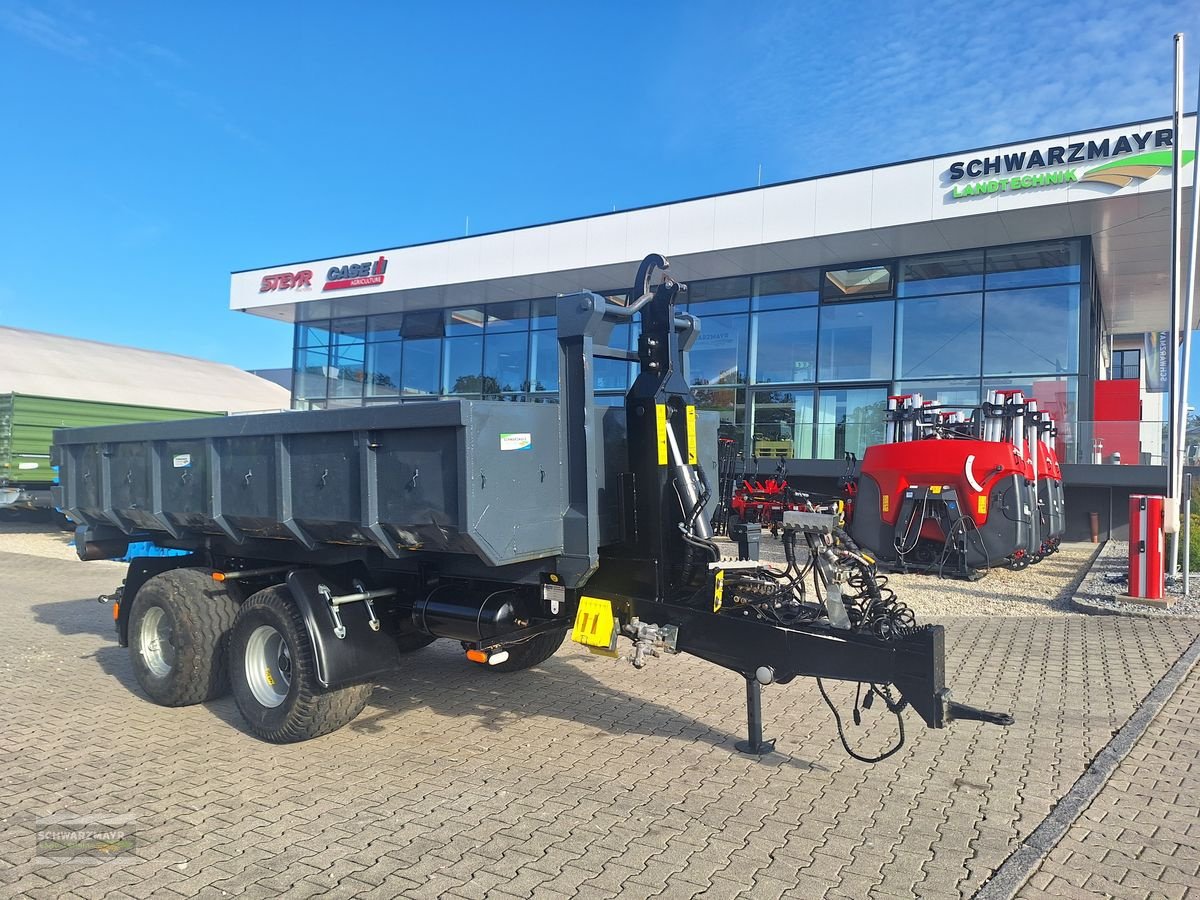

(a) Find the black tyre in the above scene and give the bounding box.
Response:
[485,627,568,673]
[229,585,372,743]
[128,568,239,707]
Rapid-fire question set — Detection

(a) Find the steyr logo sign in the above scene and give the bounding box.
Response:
[324,256,388,292]
[946,128,1195,200]
[259,270,313,293]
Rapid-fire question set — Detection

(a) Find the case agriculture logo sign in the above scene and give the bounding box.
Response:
[324,255,388,292]
[946,127,1195,200]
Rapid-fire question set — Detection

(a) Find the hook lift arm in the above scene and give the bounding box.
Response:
[568,254,1014,760]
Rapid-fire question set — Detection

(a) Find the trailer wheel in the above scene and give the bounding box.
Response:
[485,627,568,673]
[229,586,372,743]
[127,568,239,707]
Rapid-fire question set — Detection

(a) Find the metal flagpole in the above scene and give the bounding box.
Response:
[1168,33,1185,576]
[1180,59,1200,591]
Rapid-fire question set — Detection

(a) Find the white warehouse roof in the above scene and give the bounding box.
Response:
[0,327,290,413]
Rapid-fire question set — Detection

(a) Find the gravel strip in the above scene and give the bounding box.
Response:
[721,533,1098,620]
[1074,539,1200,618]
[0,520,122,567]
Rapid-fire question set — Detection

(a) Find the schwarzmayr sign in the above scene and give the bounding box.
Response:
[948,127,1195,199]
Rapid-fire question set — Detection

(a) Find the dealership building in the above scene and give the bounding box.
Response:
[231,114,1198,540]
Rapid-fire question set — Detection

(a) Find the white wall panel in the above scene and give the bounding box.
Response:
[761,180,815,244]
[712,190,764,249]
[623,205,671,261]
[666,198,717,256]
[814,172,873,235]
[870,162,934,228]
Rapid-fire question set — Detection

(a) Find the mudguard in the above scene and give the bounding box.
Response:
[283,569,402,689]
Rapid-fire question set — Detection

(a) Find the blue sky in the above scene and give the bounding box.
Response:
[1,0,1199,388]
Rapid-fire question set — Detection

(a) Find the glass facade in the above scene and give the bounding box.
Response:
[293,239,1085,460]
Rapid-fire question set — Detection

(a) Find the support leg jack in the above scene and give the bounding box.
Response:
[735,676,776,755]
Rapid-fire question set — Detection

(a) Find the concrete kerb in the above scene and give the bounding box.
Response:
[972,630,1200,899]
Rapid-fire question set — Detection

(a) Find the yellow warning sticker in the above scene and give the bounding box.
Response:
[882,494,890,514]
[655,404,669,466]
[686,405,698,465]
[977,495,988,515]
[572,596,618,652]
[931,485,942,494]
[714,569,724,612]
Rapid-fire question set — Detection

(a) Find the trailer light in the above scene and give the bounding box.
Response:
[487,651,510,666]
[212,572,226,582]
[465,649,488,664]
[112,601,120,622]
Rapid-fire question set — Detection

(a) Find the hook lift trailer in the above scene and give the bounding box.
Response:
[53,255,1011,758]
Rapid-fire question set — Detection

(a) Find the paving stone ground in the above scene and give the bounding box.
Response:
[1015,663,1200,900]
[1,548,1198,900]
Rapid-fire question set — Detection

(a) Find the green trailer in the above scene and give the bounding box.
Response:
[0,394,219,513]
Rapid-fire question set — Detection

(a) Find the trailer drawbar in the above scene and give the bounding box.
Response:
[53,254,1011,758]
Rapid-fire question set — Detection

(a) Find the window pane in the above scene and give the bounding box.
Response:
[898,250,984,297]
[443,335,483,393]
[984,376,1077,462]
[985,241,1080,289]
[367,313,405,341]
[815,387,887,459]
[295,346,331,400]
[485,300,529,333]
[365,342,401,397]
[400,310,445,339]
[895,294,983,378]
[983,285,1079,375]
[529,330,558,392]
[893,380,980,408]
[751,308,817,384]
[331,317,366,349]
[686,276,750,316]
[329,341,365,399]
[751,389,815,459]
[446,307,487,336]
[818,301,894,381]
[483,331,529,393]
[530,298,558,330]
[752,269,819,311]
[822,264,894,301]
[689,314,748,387]
[693,386,746,455]
[401,339,440,395]
[297,320,332,349]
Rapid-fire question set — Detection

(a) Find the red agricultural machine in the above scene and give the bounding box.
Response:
[846,391,1065,579]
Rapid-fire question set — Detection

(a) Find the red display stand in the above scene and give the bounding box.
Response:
[1128,495,1165,600]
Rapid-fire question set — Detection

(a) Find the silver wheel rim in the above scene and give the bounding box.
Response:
[138,606,176,678]
[245,625,291,708]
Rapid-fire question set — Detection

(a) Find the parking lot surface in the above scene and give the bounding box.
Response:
[2,547,1198,899]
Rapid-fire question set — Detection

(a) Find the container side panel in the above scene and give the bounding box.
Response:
[464,403,565,565]
[375,427,462,549]
[110,442,157,529]
[161,440,210,527]
[217,435,284,534]
[290,432,362,531]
